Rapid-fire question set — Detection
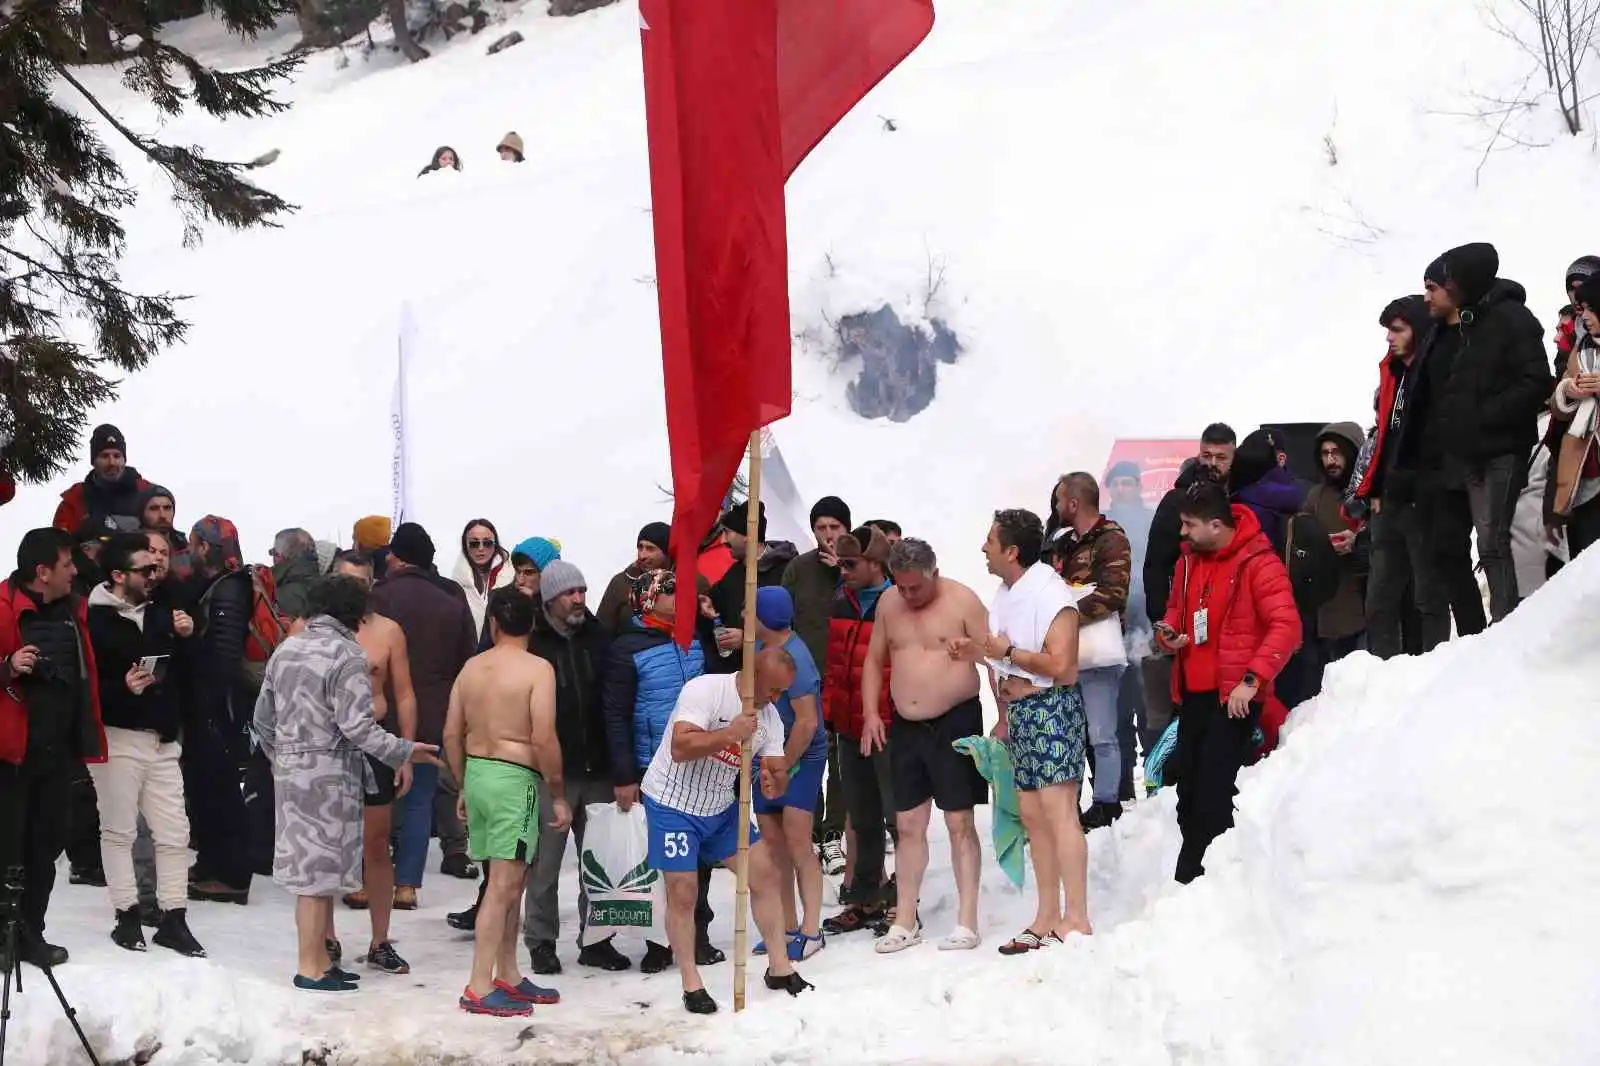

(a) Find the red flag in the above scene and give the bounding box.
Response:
[641,0,935,644]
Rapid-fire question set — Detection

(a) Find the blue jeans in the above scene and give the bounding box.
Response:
[394,761,439,888]
[1079,665,1125,805]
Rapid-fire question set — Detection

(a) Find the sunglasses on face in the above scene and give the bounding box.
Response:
[120,565,161,578]
[467,539,497,550]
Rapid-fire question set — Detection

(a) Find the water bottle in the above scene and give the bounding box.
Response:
[712,615,735,658]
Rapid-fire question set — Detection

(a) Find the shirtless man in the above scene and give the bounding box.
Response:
[444,587,570,1017]
[860,537,991,953]
[325,551,418,974]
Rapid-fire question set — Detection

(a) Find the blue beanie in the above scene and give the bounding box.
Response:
[755,586,795,631]
[512,536,562,571]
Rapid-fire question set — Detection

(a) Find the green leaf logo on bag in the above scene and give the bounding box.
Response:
[580,849,613,894]
[618,859,658,893]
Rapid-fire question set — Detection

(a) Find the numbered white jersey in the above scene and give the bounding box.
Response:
[641,674,785,817]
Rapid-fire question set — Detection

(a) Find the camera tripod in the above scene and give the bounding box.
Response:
[0,867,100,1066]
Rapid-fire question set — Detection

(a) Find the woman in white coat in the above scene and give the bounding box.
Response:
[452,519,512,640]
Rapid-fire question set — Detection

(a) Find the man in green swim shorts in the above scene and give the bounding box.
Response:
[444,589,570,1017]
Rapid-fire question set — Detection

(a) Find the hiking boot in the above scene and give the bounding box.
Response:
[639,940,674,975]
[138,902,163,928]
[1080,802,1123,831]
[579,935,631,971]
[439,854,478,879]
[188,879,249,905]
[763,970,814,995]
[69,865,106,887]
[152,908,207,958]
[392,886,418,911]
[111,908,147,952]
[326,938,343,966]
[819,833,845,876]
[342,889,369,910]
[682,988,718,1014]
[695,937,725,966]
[528,940,563,975]
[446,904,477,931]
[365,941,409,975]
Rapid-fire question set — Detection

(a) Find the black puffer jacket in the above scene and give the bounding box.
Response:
[1143,458,1204,627]
[1429,245,1553,464]
[526,608,613,781]
[184,568,253,738]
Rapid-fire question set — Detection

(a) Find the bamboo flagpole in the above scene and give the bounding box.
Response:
[732,427,764,1012]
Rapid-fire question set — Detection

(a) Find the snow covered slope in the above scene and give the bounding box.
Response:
[9,512,1598,1066]
[4,0,1594,588]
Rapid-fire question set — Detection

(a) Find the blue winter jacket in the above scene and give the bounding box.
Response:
[602,616,731,785]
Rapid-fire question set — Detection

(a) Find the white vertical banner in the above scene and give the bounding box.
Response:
[758,426,812,548]
[391,303,417,527]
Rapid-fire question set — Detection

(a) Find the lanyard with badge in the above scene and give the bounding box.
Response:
[1193,577,1212,646]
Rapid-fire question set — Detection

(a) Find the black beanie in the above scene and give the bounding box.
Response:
[90,424,126,459]
[389,522,436,569]
[638,521,671,554]
[721,499,767,543]
[1423,255,1448,288]
[809,495,852,531]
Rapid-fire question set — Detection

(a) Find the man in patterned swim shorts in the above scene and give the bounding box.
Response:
[952,508,1091,955]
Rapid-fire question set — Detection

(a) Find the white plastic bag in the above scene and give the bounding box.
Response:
[578,803,662,946]
[1070,583,1127,670]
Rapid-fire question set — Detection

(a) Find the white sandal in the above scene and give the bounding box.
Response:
[873,924,923,954]
[937,926,981,951]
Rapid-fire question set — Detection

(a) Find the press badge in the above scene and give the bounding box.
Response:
[1192,608,1210,645]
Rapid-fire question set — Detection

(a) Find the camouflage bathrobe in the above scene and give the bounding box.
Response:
[251,616,414,897]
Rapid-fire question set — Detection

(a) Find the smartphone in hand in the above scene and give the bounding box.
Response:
[139,654,170,684]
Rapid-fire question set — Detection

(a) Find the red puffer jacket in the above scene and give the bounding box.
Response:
[1162,506,1301,706]
[823,585,892,740]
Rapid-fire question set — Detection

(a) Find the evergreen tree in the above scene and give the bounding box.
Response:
[0,0,299,481]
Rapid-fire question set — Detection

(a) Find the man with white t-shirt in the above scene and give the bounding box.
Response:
[640,649,815,1014]
[951,509,1091,954]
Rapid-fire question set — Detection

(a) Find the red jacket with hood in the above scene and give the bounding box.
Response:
[1162,506,1301,708]
[0,579,107,766]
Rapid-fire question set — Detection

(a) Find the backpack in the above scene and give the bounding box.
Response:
[1283,514,1340,614]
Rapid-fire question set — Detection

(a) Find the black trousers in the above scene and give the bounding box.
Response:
[1172,692,1259,884]
[180,715,252,888]
[0,754,73,939]
[66,760,102,872]
[838,739,887,904]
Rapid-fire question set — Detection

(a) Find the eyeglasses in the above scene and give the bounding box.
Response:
[467,539,497,550]
[123,565,161,578]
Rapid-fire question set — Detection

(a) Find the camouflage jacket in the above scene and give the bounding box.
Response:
[1051,517,1132,625]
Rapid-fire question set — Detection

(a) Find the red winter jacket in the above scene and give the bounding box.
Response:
[0,579,107,766]
[52,475,152,533]
[0,473,14,507]
[823,585,893,740]
[1162,506,1301,706]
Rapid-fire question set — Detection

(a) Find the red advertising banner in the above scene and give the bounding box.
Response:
[1104,438,1198,507]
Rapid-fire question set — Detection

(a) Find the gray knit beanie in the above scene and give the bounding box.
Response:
[539,560,587,603]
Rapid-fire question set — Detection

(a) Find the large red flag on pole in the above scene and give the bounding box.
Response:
[641,0,935,644]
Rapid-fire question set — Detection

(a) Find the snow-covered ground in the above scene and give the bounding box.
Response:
[4,0,1600,1062]
[10,547,1600,1066]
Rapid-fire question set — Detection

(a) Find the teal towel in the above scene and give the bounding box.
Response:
[952,736,1026,889]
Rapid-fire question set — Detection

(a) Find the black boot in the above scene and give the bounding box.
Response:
[528,939,563,975]
[153,908,207,957]
[69,865,107,887]
[22,939,69,968]
[1080,802,1123,831]
[695,934,725,966]
[111,908,147,952]
[639,940,674,975]
[138,902,163,928]
[446,903,478,931]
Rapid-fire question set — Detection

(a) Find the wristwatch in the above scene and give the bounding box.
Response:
[1002,645,1015,668]
[1241,671,1260,688]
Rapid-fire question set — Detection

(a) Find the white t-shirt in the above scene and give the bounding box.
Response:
[641,674,786,817]
[987,562,1078,687]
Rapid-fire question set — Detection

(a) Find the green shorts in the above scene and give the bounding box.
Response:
[463,756,541,863]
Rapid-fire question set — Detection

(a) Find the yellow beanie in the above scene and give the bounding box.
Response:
[353,515,393,552]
